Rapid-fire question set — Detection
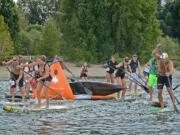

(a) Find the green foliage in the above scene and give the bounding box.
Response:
[0,0,19,41]
[39,19,61,58]
[158,36,180,58]
[17,0,60,25]
[0,16,14,61]
[54,0,160,63]
[157,0,180,41]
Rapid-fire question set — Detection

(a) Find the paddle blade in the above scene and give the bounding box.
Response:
[141,85,149,93]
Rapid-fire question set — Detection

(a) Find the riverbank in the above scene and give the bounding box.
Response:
[0,63,106,81]
[0,63,180,81]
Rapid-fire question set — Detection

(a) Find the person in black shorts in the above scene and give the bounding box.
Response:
[104,56,118,84]
[157,52,175,108]
[115,57,132,99]
[3,56,25,102]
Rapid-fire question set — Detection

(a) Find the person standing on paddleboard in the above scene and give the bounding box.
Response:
[104,55,118,84]
[19,55,52,108]
[146,49,159,101]
[129,54,142,96]
[115,57,132,99]
[157,53,175,108]
[23,57,36,99]
[3,56,25,102]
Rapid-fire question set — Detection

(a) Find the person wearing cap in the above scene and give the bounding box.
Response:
[104,55,118,84]
[129,54,142,96]
[157,52,175,108]
[115,57,132,99]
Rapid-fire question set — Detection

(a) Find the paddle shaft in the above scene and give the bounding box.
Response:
[22,69,66,100]
[107,65,149,93]
[160,52,179,113]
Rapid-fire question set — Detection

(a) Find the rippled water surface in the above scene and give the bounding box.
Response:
[0,77,180,135]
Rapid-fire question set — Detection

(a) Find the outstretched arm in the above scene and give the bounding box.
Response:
[61,62,75,77]
[2,59,13,65]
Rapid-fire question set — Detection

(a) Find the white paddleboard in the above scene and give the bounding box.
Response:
[30,105,69,111]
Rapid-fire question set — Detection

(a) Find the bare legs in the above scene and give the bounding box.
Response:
[10,87,16,102]
[117,77,126,98]
[148,87,153,101]
[129,82,137,96]
[36,81,49,108]
[106,73,115,84]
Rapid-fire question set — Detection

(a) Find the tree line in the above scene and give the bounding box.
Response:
[0,0,179,64]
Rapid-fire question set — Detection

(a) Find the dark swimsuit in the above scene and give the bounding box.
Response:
[80,67,88,78]
[10,72,24,88]
[115,63,130,79]
[35,64,52,82]
[106,60,118,74]
[130,60,139,73]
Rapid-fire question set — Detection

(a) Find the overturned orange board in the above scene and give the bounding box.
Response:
[32,62,75,100]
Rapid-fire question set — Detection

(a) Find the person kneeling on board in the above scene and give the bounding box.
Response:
[3,56,25,102]
[20,55,51,108]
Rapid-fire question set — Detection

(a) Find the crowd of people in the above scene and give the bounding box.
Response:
[2,43,176,109]
[3,55,74,109]
[104,43,175,108]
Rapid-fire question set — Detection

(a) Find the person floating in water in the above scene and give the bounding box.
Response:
[80,62,88,80]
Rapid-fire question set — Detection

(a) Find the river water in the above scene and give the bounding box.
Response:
[0,77,180,135]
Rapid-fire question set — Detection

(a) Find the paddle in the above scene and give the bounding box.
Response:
[125,71,149,93]
[159,52,179,113]
[173,85,180,104]
[134,72,146,84]
[69,77,93,95]
[107,65,149,93]
[50,59,94,95]
[173,84,180,91]
[22,69,66,100]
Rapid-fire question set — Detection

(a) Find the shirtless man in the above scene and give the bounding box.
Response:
[157,52,175,108]
[3,56,25,102]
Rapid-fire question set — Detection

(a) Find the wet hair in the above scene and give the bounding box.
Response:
[39,55,46,62]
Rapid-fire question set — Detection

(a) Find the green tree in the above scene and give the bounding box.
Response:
[17,0,60,24]
[0,0,19,42]
[55,0,160,63]
[40,19,61,58]
[18,25,43,55]
[0,16,14,61]
[157,0,180,41]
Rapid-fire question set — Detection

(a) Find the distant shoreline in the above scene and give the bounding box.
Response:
[0,63,180,81]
